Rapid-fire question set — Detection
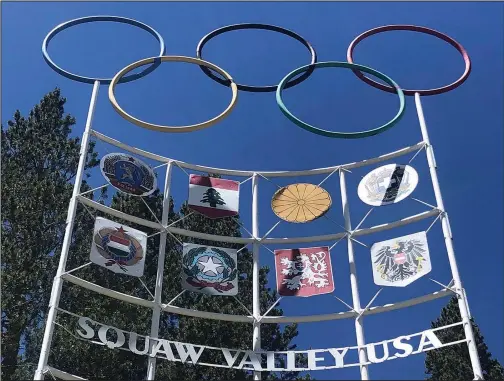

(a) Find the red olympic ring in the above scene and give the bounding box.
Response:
[347,25,471,96]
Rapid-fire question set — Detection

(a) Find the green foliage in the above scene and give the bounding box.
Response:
[1,89,100,380]
[1,90,310,380]
[425,296,504,380]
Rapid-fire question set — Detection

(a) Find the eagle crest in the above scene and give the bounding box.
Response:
[374,238,427,283]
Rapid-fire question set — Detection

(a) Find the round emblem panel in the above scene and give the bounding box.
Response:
[100,153,157,197]
[358,164,418,206]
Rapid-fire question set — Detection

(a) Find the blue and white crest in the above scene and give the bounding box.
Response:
[181,243,238,295]
[100,153,157,197]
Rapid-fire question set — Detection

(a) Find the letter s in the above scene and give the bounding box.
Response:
[393,335,413,358]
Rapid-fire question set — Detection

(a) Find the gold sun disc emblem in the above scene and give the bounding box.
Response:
[271,183,332,223]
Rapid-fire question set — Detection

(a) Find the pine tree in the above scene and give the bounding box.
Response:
[425,296,504,380]
[1,89,100,380]
[2,90,310,380]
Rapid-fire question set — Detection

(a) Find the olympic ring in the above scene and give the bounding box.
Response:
[196,23,317,93]
[109,56,238,133]
[276,62,405,139]
[347,25,471,96]
[42,15,166,84]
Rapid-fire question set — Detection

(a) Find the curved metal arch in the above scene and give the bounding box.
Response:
[91,130,425,177]
[62,273,452,324]
[77,196,440,244]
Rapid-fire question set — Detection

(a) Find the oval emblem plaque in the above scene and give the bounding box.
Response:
[100,153,157,197]
[358,164,418,206]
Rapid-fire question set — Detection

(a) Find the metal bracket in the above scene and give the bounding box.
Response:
[425,212,442,234]
[350,237,369,248]
[78,183,109,197]
[152,161,170,170]
[257,297,283,323]
[357,288,383,320]
[44,367,57,380]
[166,290,186,307]
[329,234,348,251]
[172,160,190,177]
[411,197,437,210]
[429,278,458,295]
[61,262,92,277]
[408,143,427,164]
[233,296,254,317]
[354,208,375,231]
[138,277,155,301]
[258,221,282,242]
[240,176,254,185]
[317,166,340,187]
[333,295,358,314]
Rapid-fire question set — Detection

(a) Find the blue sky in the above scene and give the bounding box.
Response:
[2,1,503,380]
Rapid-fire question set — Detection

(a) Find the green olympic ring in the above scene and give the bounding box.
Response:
[276,61,405,139]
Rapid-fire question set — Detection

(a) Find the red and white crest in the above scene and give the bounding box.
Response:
[274,246,335,297]
[188,175,240,219]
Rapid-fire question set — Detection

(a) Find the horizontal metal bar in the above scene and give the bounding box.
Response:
[61,272,450,324]
[362,288,452,317]
[263,289,451,324]
[92,130,424,178]
[162,303,253,323]
[263,209,440,244]
[61,274,156,308]
[167,226,253,244]
[79,196,438,246]
[78,196,254,244]
[77,196,162,230]
[45,366,87,380]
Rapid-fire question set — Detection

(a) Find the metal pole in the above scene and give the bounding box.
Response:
[414,93,483,380]
[339,169,370,380]
[34,81,100,380]
[251,173,261,380]
[146,161,173,380]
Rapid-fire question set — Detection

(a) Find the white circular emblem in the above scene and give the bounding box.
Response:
[358,164,418,206]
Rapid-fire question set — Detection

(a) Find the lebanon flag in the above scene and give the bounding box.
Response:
[188,175,240,219]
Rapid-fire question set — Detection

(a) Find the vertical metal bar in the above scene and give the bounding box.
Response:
[415,93,483,380]
[339,169,370,380]
[146,161,173,380]
[251,173,261,380]
[463,288,472,319]
[34,81,100,380]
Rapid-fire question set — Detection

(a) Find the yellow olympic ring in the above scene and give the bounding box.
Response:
[109,56,238,133]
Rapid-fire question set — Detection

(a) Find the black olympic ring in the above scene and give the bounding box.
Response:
[196,23,317,93]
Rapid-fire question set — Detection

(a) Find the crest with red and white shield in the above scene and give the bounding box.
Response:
[274,246,335,297]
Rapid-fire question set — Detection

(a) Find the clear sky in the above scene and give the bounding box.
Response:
[2,1,503,380]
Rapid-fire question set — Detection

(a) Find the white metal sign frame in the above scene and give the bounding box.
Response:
[33,80,482,380]
[33,16,482,381]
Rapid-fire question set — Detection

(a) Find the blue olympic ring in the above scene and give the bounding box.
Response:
[42,15,166,84]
